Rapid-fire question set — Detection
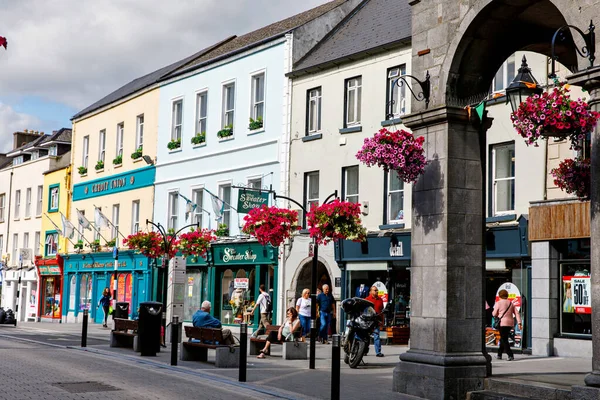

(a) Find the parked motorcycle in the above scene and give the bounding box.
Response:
[0,307,15,325]
[341,297,379,368]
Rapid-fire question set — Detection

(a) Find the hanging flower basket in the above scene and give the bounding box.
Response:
[306,199,367,245]
[242,205,300,246]
[510,85,600,149]
[356,128,426,184]
[123,231,178,258]
[550,157,591,200]
[178,229,216,257]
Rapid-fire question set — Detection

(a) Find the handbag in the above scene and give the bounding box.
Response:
[493,302,510,330]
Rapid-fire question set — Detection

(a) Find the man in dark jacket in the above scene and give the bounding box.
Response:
[192,301,234,345]
[365,286,384,357]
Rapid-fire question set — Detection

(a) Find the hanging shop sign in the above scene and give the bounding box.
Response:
[495,282,522,312]
[563,275,591,314]
[373,280,388,308]
[237,189,269,213]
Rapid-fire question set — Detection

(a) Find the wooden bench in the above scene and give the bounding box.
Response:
[180,326,239,368]
[249,324,306,359]
[110,318,140,351]
[249,325,280,355]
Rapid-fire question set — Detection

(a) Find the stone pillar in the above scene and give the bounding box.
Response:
[393,106,487,399]
[530,241,559,356]
[568,66,600,388]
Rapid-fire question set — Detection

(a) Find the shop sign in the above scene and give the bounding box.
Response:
[234,278,249,289]
[389,242,403,257]
[213,243,275,266]
[83,261,127,269]
[223,248,257,263]
[38,265,61,275]
[237,189,269,213]
[494,282,522,312]
[563,275,591,314]
[373,280,388,308]
[72,166,155,201]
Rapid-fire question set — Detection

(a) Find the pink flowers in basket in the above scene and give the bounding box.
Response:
[242,205,300,247]
[510,85,600,149]
[550,157,591,200]
[306,199,367,245]
[123,231,179,258]
[356,128,426,183]
[178,229,216,257]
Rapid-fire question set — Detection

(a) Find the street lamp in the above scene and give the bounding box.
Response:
[506,55,543,113]
[274,190,337,370]
[145,219,199,344]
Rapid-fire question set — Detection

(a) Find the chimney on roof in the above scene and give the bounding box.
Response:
[13,130,40,149]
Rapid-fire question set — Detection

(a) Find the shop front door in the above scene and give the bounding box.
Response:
[94,275,107,324]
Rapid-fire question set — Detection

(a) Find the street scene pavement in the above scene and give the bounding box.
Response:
[0,322,593,399]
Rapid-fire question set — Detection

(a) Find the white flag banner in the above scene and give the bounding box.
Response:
[210,192,224,222]
[60,213,75,239]
[77,209,92,231]
[95,207,110,229]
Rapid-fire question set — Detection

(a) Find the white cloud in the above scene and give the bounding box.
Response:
[0,103,41,152]
[0,0,331,111]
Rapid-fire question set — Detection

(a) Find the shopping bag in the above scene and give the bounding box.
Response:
[109,305,114,315]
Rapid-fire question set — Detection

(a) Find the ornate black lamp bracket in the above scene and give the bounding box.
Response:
[386,71,431,119]
[549,20,596,79]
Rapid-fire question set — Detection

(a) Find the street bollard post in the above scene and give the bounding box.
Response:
[171,316,179,366]
[310,319,317,369]
[331,334,341,400]
[81,309,89,348]
[239,323,247,382]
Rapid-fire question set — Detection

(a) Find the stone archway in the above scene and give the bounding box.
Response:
[289,256,334,302]
[394,1,600,398]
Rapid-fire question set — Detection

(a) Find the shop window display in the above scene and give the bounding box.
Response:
[79,273,92,311]
[561,262,591,336]
[184,269,209,321]
[220,268,255,324]
[42,277,61,318]
[69,275,76,311]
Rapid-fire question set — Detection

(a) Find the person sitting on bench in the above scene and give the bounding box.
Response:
[192,300,235,345]
[257,307,301,358]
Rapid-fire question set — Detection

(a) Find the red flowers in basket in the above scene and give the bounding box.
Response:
[306,199,366,245]
[550,157,591,200]
[356,128,426,183]
[510,85,600,149]
[242,205,300,247]
[178,229,216,257]
[123,231,178,258]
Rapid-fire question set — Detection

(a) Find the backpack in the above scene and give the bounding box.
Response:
[264,294,273,314]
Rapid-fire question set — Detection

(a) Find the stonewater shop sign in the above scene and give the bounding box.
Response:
[237,190,269,213]
[213,243,276,266]
[73,166,156,201]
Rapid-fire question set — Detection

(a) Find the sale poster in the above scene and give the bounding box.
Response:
[563,275,591,314]
[373,281,388,308]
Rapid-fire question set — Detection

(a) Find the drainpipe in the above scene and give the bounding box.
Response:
[5,170,13,255]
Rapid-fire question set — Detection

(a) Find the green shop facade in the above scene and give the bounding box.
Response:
[184,240,278,329]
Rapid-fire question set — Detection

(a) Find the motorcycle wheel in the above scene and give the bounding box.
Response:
[344,353,350,364]
[348,340,366,368]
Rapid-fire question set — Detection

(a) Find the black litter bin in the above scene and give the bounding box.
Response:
[114,302,129,320]
[138,301,162,356]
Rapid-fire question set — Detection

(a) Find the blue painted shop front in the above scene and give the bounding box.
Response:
[62,250,152,324]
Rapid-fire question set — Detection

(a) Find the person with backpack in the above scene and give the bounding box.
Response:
[251,284,271,337]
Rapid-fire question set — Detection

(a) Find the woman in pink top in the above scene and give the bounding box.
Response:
[492,289,522,361]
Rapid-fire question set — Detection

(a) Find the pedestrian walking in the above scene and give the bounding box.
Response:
[97,288,111,328]
[492,289,522,361]
[295,288,311,340]
[316,284,335,344]
[251,284,271,337]
[365,285,385,357]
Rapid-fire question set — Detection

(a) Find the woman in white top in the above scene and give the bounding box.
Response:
[257,307,301,358]
[296,288,311,340]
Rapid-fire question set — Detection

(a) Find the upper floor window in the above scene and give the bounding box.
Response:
[31,151,39,160]
[342,166,359,204]
[36,185,43,216]
[48,145,57,156]
[112,204,120,240]
[98,129,106,162]
[248,177,262,190]
[0,193,5,222]
[49,185,59,212]
[25,188,31,218]
[387,171,404,224]
[14,190,20,219]
[191,189,203,227]
[251,73,265,124]
[345,77,362,127]
[304,171,320,212]
[131,200,140,234]
[13,156,23,166]
[45,232,58,257]
[82,135,89,168]
[387,65,407,118]
[222,82,235,128]
[196,92,208,137]
[171,100,183,141]
[168,191,179,231]
[116,123,124,158]
[34,232,40,256]
[307,87,322,135]
[136,115,144,149]
[491,142,515,214]
[12,233,18,263]
[492,54,516,92]
[219,184,232,229]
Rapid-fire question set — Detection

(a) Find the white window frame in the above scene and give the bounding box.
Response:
[82,135,89,168]
[196,90,208,136]
[387,172,405,224]
[250,71,266,124]
[305,172,320,212]
[343,166,359,204]
[247,176,262,190]
[112,204,120,240]
[50,186,59,211]
[14,190,20,220]
[218,182,232,229]
[116,123,124,159]
[98,129,106,163]
[0,235,3,258]
[34,232,40,256]
[45,232,58,257]
[48,145,57,156]
[131,200,140,234]
[171,99,183,141]
[12,233,18,264]
[388,65,407,118]
[222,81,236,129]
[191,187,204,228]
[168,191,179,231]
[492,54,517,92]
[307,87,322,134]
[345,77,362,126]
[491,143,516,215]
[0,193,5,222]
[36,186,43,216]
[136,114,144,149]
[23,232,29,250]
[25,188,31,218]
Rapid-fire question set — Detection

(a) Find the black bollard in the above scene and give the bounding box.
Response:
[81,309,89,348]
[239,323,247,382]
[171,316,179,366]
[309,319,317,369]
[331,334,341,400]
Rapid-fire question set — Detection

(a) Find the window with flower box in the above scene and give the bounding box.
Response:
[116,123,124,160]
[98,129,106,163]
[171,100,183,142]
[196,91,208,139]
[136,115,144,150]
[222,82,235,129]
[82,135,89,169]
[251,72,265,126]
[491,142,515,215]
